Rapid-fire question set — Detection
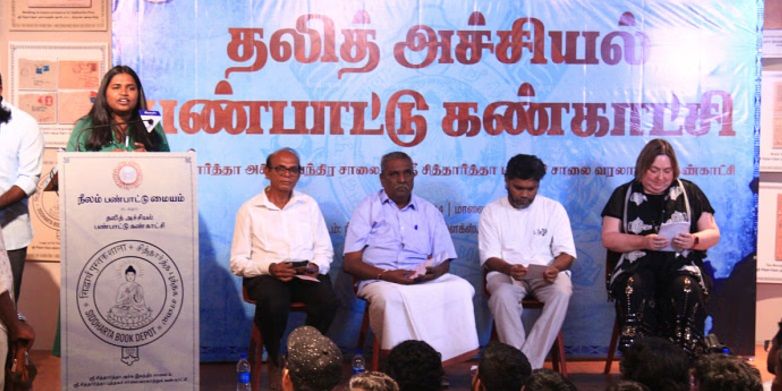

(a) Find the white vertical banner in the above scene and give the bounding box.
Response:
[59,152,199,390]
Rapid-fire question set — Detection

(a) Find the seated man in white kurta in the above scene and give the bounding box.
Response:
[343,151,479,362]
[478,154,576,369]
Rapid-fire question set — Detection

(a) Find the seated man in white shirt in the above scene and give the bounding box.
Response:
[343,151,479,363]
[230,148,338,389]
[478,154,576,369]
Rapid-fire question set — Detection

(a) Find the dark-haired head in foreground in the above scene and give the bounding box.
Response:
[523,368,576,391]
[604,380,650,391]
[283,326,343,391]
[691,353,762,391]
[477,342,531,391]
[619,336,689,391]
[386,340,443,391]
[349,371,399,391]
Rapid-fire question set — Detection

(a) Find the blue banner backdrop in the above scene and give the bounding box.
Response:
[113,0,760,360]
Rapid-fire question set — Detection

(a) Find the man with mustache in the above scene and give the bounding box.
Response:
[0,72,44,301]
[344,151,479,365]
[478,154,576,369]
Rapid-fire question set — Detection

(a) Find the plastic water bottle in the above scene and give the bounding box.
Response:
[351,351,366,374]
[236,353,251,391]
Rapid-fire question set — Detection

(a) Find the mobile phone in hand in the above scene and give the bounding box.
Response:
[290,260,309,274]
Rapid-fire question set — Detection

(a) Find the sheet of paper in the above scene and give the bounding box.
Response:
[409,259,433,279]
[522,264,548,280]
[294,274,320,283]
[658,221,690,252]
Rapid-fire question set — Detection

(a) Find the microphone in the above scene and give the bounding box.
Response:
[76,118,153,151]
[138,110,161,133]
[82,109,160,132]
[76,110,161,151]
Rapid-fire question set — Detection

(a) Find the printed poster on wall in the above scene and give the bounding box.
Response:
[761,71,782,171]
[758,181,782,283]
[59,152,198,390]
[10,0,108,31]
[9,42,108,147]
[763,0,782,57]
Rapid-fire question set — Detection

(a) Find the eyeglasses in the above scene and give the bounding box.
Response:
[269,165,302,175]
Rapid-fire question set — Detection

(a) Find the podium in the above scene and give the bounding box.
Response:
[58,152,199,390]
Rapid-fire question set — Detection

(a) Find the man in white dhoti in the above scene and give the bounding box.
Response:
[343,151,479,363]
[478,154,576,369]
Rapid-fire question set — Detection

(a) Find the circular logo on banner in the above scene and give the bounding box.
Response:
[76,240,183,352]
[113,161,143,189]
[30,150,60,231]
[31,173,59,231]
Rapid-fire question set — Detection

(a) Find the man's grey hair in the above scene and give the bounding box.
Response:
[380,151,412,173]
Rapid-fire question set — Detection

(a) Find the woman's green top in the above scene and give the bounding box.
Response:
[66,117,170,152]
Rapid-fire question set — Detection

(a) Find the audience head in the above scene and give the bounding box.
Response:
[619,336,689,391]
[283,326,343,391]
[523,368,576,391]
[770,319,782,387]
[386,340,443,391]
[604,380,650,391]
[349,371,399,391]
[478,342,531,391]
[690,353,762,391]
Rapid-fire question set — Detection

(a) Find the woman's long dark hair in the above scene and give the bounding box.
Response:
[82,65,165,151]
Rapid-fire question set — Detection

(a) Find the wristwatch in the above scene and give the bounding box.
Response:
[693,235,700,247]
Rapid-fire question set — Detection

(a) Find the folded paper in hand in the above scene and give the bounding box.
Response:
[658,221,689,252]
[522,264,548,280]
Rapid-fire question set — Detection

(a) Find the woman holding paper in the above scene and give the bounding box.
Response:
[65,65,169,152]
[601,138,720,356]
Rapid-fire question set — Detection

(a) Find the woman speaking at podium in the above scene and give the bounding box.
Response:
[54,65,170,357]
[65,65,169,152]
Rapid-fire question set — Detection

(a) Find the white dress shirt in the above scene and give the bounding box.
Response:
[0,101,44,250]
[230,189,333,277]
